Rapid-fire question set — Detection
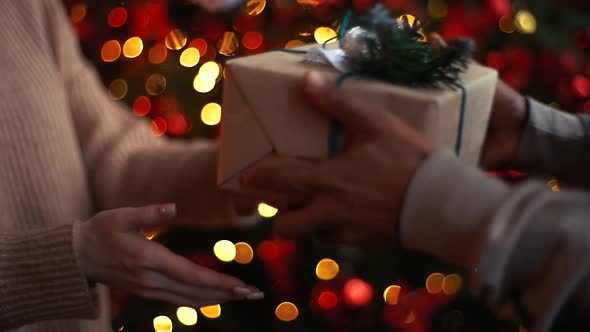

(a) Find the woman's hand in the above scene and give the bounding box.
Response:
[73,204,263,308]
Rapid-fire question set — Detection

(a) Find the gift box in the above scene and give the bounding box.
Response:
[217,44,498,190]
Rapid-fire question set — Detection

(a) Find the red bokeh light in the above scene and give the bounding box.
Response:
[151,116,167,136]
[242,31,264,50]
[486,51,504,71]
[108,7,128,28]
[133,96,151,116]
[257,240,280,262]
[572,75,590,98]
[188,38,208,56]
[165,112,190,136]
[318,291,339,310]
[342,278,373,307]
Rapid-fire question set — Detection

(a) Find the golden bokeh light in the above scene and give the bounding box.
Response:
[218,32,239,56]
[315,258,340,280]
[275,302,299,321]
[122,36,143,58]
[245,0,266,16]
[383,285,401,305]
[193,74,216,93]
[314,27,338,44]
[108,78,128,100]
[285,40,305,49]
[399,14,427,42]
[258,203,278,218]
[199,61,221,80]
[442,274,462,295]
[200,304,221,319]
[148,44,168,64]
[515,10,537,34]
[499,16,516,34]
[176,306,198,326]
[425,272,445,294]
[200,102,222,126]
[427,0,447,18]
[213,240,236,262]
[180,47,200,67]
[145,73,167,95]
[165,29,188,50]
[297,0,321,6]
[153,315,173,332]
[101,40,121,62]
[547,178,560,192]
[234,242,254,264]
[70,3,87,23]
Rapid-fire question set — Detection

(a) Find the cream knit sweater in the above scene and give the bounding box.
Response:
[0,1,241,331]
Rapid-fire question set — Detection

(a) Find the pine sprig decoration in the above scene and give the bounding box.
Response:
[344,4,474,87]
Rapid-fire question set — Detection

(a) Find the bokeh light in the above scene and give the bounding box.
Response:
[200,102,222,126]
[314,27,338,44]
[213,240,236,262]
[133,96,151,116]
[275,302,299,321]
[189,38,208,56]
[317,291,338,310]
[108,78,127,100]
[383,285,401,305]
[122,37,143,58]
[242,31,264,50]
[515,10,537,34]
[343,278,373,307]
[148,44,168,64]
[199,61,221,80]
[234,242,254,264]
[176,306,197,326]
[107,7,127,28]
[70,3,87,23]
[153,315,173,332]
[193,74,216,93]
[257,203,278,218]
[151,117,167,136]
[180,47,200,67]
[442,274,462,295]
[499,16,516,34]
[145,73,167,95]
[200,304,221,319]
[315,258,339,280]
[404,310,416,324]
[427,0,448,18]
[165,29,188,50]
[285,40,305,48]
[399,14,427,42]
[101,40,121,62]
[425,272,445,294]
[245,0,266,16]
[218,32,239,56]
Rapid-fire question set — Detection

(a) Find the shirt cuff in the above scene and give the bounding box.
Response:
[400,150,510,269]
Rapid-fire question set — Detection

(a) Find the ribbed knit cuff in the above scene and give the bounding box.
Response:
[0,223,98,329]
[400,150,510,269]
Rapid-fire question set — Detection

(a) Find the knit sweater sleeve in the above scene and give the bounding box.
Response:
[45,0,242,228]
[401,151,590,331]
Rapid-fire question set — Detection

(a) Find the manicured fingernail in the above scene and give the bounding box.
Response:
[246,292,264,300]
[307,71,327,89]
[159,203,176,218]
[233,286,252,296]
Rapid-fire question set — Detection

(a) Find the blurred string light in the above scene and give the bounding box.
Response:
[200,304,221,319]
[404,310,416,324]
[314,27,337,44]
[200,102,222,126]
[115,325,124,331]
[122,36,143,58]
[547,178,560,192]
[242,31,264,50]
[101,40,121,62]
[425,272,445,294]
[442,274,462,295]
[165,29,188,50]
[427,0,448,18]
[245,0,266,16]
[145,73,167,95]
[315,258,339,280]
[153,315,173,332]
[258,203,278,218]
[148,44,168,64]
[218,32,239,56]
[275,302,299,321]
[383,285,401,305]
[317,291,338,309]
[193,61,221,93]
[499,15,516,34]
[151,117,167,136]
[515,10,537,34]
[108,78,127,100]
[342,278,373,307]
[189,38,208,56]
[133,96,151,116]
[180,47,200,67]
[285,40,305,48]
[70,3,87,23]
[234,242,254,264]
[107,7,127,28]
[176,306,198,326]
[213,240,236,262]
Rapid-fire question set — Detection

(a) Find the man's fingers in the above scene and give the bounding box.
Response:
[112,204,176,231]
[303,71,387,134]
[242,158,319,194]
[273,202,334,239]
